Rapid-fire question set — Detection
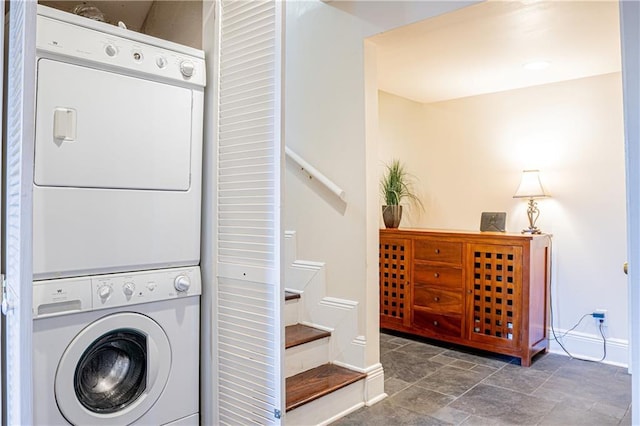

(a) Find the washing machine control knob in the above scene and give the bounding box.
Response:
[156,55,168,69]
[98,285,112,299]
[123,282,135,296]
[180,60,195,78]
[105,44,117,57]
[174,275,191,292]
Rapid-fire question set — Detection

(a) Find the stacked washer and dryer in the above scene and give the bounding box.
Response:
[32,6,205,425]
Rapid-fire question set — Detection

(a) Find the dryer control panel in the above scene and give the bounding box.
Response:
[33,266,202,319]
[36,8,206,87]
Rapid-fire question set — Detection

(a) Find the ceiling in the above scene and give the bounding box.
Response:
[39,1,153,31]
[370,0,622,104]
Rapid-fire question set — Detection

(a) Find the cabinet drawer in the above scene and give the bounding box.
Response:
[413,264,462,289]
[413,285,462,313]
[413,310,462,338]
[414,240,462,264]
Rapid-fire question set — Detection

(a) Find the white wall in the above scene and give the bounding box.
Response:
[379,73,629,363]
[284,0,476,369]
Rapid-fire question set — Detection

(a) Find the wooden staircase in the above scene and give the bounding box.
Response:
[284,291,367,424]
[286,364,366,412]
[286,324,331,349]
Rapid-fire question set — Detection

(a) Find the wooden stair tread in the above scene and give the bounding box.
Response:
[285,364,366,412]
[285,324,330,349]
[285,291,301,301]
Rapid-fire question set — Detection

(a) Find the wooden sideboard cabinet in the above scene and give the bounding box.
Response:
[379,228,550,366]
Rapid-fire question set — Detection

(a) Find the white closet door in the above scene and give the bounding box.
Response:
[620,1,640,422]
[3,1,37,424]
[215,0,284,424]
[0,0,4,419]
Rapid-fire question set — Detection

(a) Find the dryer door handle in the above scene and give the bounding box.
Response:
[53,107,77,142]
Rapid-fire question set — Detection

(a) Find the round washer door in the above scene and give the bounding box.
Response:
[55,312,171,425]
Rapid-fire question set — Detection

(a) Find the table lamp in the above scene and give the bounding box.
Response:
[513,170,549,234]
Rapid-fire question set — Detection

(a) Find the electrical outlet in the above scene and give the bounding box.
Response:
[593,309,607,327]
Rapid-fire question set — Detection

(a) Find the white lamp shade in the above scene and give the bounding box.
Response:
[513,170,548,199]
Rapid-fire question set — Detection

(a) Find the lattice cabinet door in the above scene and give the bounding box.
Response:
[379,237,411,327]
[467,244,523,349]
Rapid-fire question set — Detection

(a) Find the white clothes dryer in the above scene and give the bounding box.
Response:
[33,6,206,280]
[33,267,201,425]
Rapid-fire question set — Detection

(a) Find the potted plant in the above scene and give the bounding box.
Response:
[380,159,422,228]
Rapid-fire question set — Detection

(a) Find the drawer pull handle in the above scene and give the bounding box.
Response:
[435,249,440,254]
[433,320,439,326]
[434,272,440,278]
[434,296,440,302]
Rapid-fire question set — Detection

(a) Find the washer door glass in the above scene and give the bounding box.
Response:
[55,312,171,426]
[75,329,147,413]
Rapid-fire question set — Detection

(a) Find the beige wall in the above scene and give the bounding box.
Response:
[284,0,476,368]
[379,73,628,361]
[141,0,202,49]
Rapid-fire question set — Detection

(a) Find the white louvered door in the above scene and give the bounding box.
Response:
[3,1,37,423]
[215,1,284,424]
[0,0,4,418]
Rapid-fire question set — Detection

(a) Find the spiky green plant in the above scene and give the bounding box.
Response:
[380,159,422,207]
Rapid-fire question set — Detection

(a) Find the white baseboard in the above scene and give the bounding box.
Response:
[548,328,628,367]
[363,363,386,406]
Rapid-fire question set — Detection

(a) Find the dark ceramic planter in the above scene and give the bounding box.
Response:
[382,205,402,228]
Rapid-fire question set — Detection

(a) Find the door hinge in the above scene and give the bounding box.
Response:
[274,409,281,419]
[1,274,10,315]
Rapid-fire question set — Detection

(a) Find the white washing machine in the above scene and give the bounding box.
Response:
[33,266,201,425]
[34,6,206,280]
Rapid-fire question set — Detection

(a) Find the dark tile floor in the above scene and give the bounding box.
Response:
[334,331,632,425]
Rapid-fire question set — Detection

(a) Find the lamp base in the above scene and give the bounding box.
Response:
[521,198,543,235]
[521,227,542,235]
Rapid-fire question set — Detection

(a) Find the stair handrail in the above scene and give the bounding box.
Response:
[285,146,346,202]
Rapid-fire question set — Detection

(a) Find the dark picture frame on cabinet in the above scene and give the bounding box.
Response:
[480,212,507,232]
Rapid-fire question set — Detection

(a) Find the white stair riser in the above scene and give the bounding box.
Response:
[285,379,365,426]
[285,298,299,326]
[285,337,330,378]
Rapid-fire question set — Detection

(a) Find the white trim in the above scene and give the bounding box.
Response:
[332,360,364,373]
[549,329,629,367]
[200,1,218,423]
[0,0,4,417]
[332,360,383,375]
[4,2,37,423]
[292,260,326,270]
[319,297,359,310]
[217,262,278,285]
[299,321,334,333]
[363,363,387,406]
